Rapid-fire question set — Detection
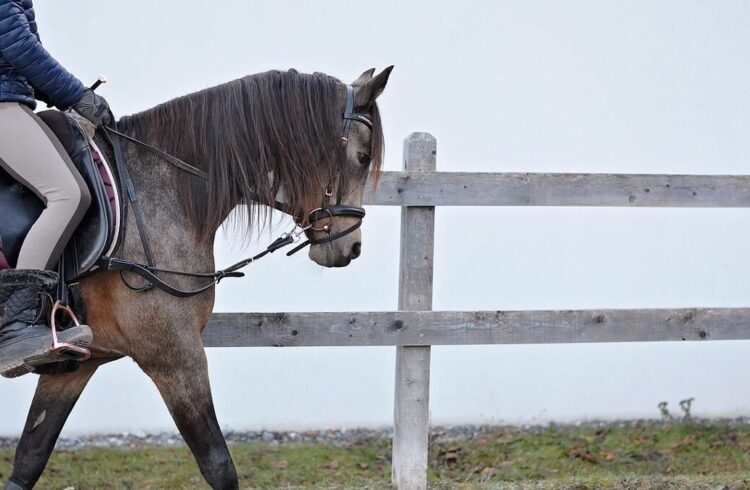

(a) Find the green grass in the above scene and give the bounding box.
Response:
[2,422,750,489]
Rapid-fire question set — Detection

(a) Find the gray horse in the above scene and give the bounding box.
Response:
[4,66,392,490]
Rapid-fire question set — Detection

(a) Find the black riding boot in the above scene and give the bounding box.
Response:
[0,269,92,378]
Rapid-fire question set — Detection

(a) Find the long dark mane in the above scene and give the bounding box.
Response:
[119,69,384,243]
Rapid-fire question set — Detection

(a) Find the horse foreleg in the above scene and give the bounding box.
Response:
[138,346,238,490]
[5,361,101,490]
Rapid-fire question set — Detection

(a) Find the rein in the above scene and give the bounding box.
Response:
[94,85,370,298]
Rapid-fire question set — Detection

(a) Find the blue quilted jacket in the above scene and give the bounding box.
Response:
[0,0,83,110]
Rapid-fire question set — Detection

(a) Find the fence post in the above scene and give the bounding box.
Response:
[392,132,436,490]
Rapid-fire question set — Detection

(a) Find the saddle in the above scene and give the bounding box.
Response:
[0,111,120,282]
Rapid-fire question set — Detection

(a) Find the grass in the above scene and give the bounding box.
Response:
[1,421,750,489]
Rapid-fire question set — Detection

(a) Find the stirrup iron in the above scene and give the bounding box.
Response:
[50,300,91,361]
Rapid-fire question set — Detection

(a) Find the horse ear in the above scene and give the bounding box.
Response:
[355,65,394,107]
[352,68,376,87]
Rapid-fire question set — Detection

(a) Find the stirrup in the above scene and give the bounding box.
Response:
[50,300,91,361]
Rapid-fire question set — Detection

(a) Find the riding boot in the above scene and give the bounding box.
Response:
[0,269,92,378]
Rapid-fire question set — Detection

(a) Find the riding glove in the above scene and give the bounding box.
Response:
[72,88,112,127]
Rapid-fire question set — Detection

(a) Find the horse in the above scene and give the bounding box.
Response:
[3,66,393,490]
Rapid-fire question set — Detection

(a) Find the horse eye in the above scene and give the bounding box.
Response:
[357,152,371,165]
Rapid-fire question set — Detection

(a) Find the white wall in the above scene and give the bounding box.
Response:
[1,0,749,436]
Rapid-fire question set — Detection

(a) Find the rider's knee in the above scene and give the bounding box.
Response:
[52,174,91,219]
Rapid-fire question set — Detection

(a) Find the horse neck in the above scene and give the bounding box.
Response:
[101,130,220,273]
[117,76,323,252]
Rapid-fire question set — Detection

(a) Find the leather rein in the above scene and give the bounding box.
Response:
[95,85,371,298]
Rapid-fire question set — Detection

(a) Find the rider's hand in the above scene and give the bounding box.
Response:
[72,88,112,127]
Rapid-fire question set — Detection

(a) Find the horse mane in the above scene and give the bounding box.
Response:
[118,69,384,243]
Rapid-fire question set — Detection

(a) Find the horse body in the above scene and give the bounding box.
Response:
[5,66,392,490]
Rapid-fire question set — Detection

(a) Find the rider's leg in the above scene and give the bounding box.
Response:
[0,102,93,378]
[0,102,91,269]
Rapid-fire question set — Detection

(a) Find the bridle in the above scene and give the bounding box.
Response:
[96,84,372,297]
[285,85,371,256]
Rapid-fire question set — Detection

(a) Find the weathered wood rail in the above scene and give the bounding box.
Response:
[365,171,750,207]
[204,133,750,490]
[204,308,750,347]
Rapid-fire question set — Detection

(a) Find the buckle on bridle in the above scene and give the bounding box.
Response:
[304,207,334,232]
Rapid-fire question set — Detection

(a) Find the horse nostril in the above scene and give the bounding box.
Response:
[350,242,362,260]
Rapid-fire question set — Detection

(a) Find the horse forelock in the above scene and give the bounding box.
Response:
[118,69,384,244]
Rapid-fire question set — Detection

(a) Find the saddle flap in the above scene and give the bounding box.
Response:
[0,168,45,266]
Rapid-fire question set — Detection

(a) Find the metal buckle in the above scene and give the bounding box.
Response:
[306,207,334,232]
[50,300,91,362]
[291,225,308,242]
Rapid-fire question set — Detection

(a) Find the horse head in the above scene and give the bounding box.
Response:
[303,67,393,267]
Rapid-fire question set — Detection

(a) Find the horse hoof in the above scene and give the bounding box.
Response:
[4,479,25,490]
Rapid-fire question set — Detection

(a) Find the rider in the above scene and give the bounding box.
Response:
[0,0,111,377]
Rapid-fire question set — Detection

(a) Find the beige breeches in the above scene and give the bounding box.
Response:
[0,102,90,270]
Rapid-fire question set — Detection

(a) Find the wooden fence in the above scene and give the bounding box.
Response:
[203,133,750,490]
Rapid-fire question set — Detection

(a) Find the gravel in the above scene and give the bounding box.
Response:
[0,428,394,450]
[2,418,749,451]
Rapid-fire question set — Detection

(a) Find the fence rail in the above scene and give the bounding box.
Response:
[207,132,750,490]
[365,172,750,207]
[204,308,750,347]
